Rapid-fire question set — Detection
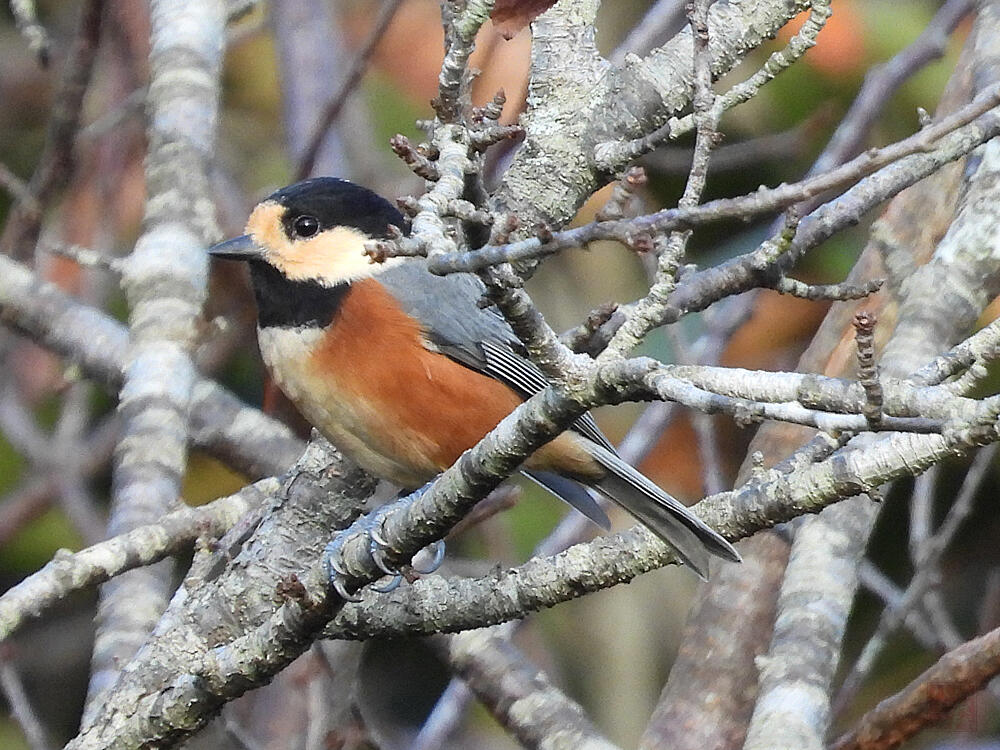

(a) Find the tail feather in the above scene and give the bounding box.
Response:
[522,470,611,530]
[586,444,740,579]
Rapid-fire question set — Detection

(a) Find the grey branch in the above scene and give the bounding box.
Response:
[0,479,275,642]
[86,0,225,717]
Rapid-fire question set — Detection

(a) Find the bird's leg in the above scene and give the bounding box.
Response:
[323,502,403,599]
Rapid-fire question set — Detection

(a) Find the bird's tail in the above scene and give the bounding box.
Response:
[586,444,740,579]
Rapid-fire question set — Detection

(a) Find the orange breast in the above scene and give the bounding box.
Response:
[307,278,583,486]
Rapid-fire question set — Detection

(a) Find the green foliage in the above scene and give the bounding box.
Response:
[0,508,81,571]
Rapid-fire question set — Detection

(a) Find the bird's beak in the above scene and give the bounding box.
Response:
[208,234,265,261]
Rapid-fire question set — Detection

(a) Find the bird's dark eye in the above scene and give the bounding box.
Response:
[292,214,320,238]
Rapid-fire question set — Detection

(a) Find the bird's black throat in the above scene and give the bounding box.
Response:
[247,260,349,329]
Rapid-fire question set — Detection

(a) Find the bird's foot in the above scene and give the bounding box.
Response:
[323,536,362,603]
[324,484,447,599]
[368,511,403,592]
[370,500,447,576]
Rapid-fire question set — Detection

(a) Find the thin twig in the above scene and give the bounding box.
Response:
[857,561,938,648]
[598,0,723,358]
[409,679,474,750]
[0,652,53,750]
[295,0,406,180]
[772,276,883,301]
[832,621,1000,750]
[0,163,38,212]
[854,311,883,429]
[9,0,51,66]
[0,0,106,259]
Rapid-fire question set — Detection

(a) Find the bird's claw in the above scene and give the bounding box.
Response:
[366,512,404,590]
[371,573,403,593]
[371,536,400,576]
[369,519,391,550]
[331,574,362,602]
[369,496,446,576]
[412,539,446,575]
[368,505,402,575]
[323,537,363,603]
[324,485,446,600]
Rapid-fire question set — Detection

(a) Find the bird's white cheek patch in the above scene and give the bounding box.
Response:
[284,226,388,284]
[245,201,401,286]
[245,201,289,260]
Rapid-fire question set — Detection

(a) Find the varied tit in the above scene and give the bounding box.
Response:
[209,177,739,577]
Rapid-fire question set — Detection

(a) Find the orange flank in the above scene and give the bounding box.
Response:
[308,279,600,485]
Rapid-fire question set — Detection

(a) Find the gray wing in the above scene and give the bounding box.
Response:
[378,261,615,453]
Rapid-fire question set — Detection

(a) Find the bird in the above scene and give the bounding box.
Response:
[209,177,739,577]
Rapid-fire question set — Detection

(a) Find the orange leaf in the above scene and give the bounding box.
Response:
[491,0,557,40]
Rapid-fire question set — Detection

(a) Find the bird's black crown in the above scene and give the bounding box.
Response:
[268,177,405,241]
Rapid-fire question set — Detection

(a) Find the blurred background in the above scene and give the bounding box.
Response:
[2,1,997,748]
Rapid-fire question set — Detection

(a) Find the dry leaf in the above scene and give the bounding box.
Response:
[491,0,557,39]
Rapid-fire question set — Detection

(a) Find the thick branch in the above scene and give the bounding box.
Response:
[494,0,809,228]
[66,440,375,749]
[87,0,225,715]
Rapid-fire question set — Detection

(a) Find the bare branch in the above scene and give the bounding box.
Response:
[8,0,51,66]
[448,626,620,750]
[831,621,1000,750]
[743,8,1000,744]
[808,0,974,178]
[291,0,405,180]
[0,252,302,480]
[431,86,1000,275]
[86,0,225,714]
[495,0,810,228]
[595,0,832,169]
[0,480,273,642]
[833,445,996,715]
[0,0,105,258]
[0,652,52,750]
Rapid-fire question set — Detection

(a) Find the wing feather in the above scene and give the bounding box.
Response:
[378,262,616,453]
